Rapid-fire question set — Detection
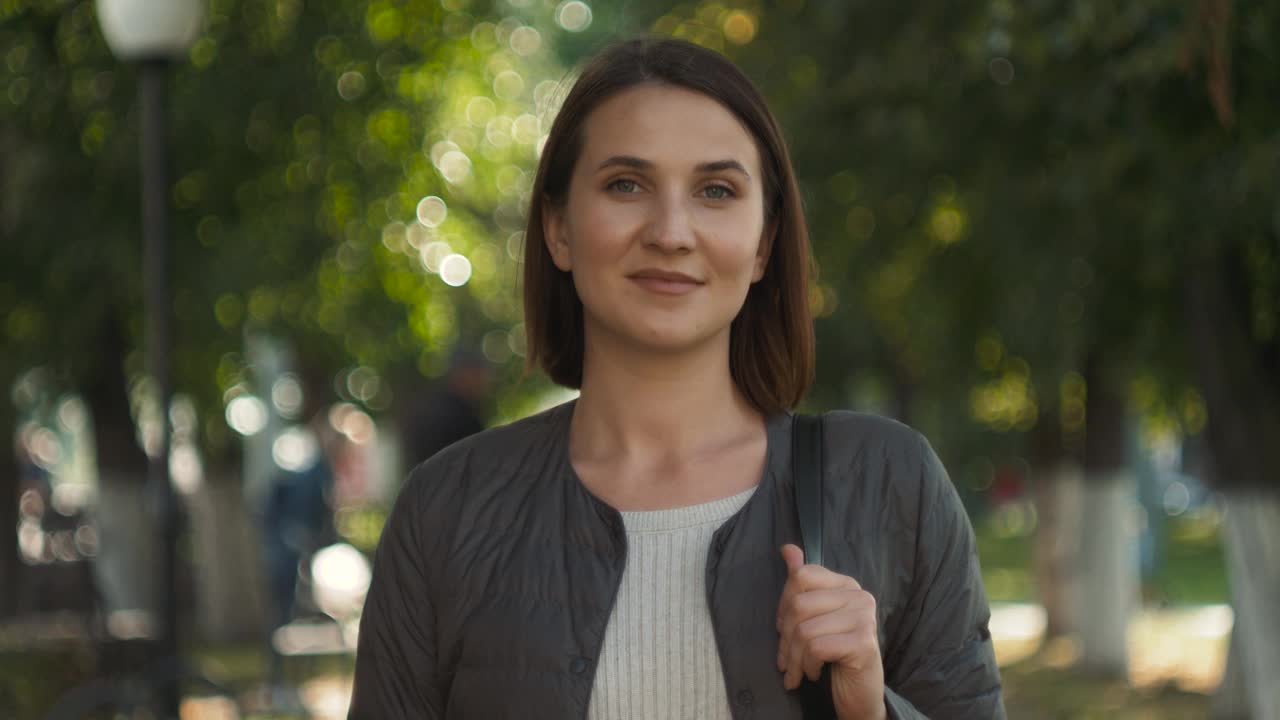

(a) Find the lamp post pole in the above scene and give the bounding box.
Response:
[138,57,180,718]
[96,3,201,715]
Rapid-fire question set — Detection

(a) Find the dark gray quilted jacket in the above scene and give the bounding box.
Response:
[348,401,1005,719]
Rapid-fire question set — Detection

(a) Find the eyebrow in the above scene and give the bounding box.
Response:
[596,155,751,178]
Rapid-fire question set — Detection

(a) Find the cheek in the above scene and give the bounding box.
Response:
[569,210,635,267]
[706,219,767,277]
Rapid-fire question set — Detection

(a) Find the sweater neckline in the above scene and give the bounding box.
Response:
[550,399,791,535]
[618,485,758,534]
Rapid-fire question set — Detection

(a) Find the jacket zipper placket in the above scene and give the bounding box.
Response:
[580,510,629,720]
[706,528,750,720]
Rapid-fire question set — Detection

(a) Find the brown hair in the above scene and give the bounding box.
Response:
[522,36,814,415]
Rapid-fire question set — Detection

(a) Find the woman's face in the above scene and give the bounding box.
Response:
[544,83,772,357]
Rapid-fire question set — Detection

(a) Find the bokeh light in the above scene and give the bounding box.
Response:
[311,542,373,620]
[416,195,448,227]
[225,395,268,436]
[329,402,376,445]
[271,373,304,418]
[509,26,542,56]
[555,1,592,32]
[272,425,320,473]
[439,254,473,287]
[722,11,757,45]
[420,241,453,273]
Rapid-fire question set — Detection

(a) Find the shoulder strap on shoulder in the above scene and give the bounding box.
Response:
[791,413,824,568]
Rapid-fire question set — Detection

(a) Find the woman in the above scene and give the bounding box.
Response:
[349,37,1004,719]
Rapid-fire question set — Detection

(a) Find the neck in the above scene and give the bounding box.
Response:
[570,328,763,466]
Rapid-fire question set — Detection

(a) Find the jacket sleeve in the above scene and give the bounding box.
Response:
[882,434,1006,719]
[347,472,446,719]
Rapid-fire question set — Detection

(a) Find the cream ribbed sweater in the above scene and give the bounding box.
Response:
[588,487,757,720]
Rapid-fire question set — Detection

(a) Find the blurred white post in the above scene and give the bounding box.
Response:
[1075,468,1140,675]
[1220,492,1280,720]
[1033,462,1083,638]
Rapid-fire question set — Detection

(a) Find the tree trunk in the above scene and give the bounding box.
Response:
[1219,492,1280,719]
[92,473,159,624]
[1186,249,1280,719]
[889,364,915,426]
[0,403,19,619]
[1032,461,1083,639]
[1030,411,1082,639]
[188,468,267,643]
[0,127,21,619]
[84,316,158,628]
[1184,251,1280,493]
[1211,602,1251,719]
[1076,353,1138,677]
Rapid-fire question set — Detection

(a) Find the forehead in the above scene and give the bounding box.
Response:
[578,83,761,173]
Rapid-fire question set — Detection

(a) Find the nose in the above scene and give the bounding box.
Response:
[643,193,695,253]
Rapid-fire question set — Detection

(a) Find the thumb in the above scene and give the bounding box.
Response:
[780,543,805,573]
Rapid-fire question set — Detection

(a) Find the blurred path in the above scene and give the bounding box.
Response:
[990,602,1232,693]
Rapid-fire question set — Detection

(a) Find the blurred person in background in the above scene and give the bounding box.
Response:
[349,37,1003,719]
[259,369,338,692]
[399,349,492,473]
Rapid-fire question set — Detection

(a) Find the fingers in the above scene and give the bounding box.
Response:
[775,550,878,693]
[778,588,847,679]
[782,613,866,689]
[777,587,857,634]
[781,543,805,573]
[777,588,873,659]
[778,545,863,591]
[776,552,863,634]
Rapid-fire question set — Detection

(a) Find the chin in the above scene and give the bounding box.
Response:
[624,319,729,355]
[584,305,734,356]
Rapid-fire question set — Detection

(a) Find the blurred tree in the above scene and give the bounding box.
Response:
[0,0,570,626]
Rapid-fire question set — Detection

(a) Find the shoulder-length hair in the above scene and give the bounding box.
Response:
[522,36,814,415]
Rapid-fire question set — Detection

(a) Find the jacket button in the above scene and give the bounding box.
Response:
[570,657,590,674]
[736,689,754,706]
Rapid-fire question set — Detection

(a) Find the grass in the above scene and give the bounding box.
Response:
[1150,512,1230,605]
[190,641,354,690]
[975,507,1230,718]
[976,513,1036,602]
[1001,644,1212,719]
[0,638,354,720]
[0,644,97,720]
[975,504,1230,606]
[7,643,1215,720]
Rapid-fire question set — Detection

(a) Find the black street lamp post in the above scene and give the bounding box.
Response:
[95,2,203,717]
[139,56,179,714]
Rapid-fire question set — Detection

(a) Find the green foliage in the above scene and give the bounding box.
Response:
[579,0,1279,468]
[1,0,576,458]
[3,0,1277,474]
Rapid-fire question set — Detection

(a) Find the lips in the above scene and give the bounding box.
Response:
[627,269,703,295]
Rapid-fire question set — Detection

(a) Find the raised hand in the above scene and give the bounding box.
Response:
[776,544,887,720]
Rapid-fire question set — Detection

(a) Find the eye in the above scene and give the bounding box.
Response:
[608,178,640,194]
[702,183,736,200]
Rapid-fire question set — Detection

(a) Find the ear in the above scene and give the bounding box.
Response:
[751,217,777,282]
[543,201,573,272]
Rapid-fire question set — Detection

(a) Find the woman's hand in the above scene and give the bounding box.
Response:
[777,544,887,720]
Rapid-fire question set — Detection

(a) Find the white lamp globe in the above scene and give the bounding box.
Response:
[96,0,204,61]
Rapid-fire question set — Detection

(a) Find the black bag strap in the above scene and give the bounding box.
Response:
[791,413,835,718]
[791,413,824,567]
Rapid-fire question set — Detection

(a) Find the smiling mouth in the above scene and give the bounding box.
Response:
[628,271,703,295]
